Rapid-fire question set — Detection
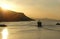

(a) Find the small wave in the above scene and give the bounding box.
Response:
[43,27,60,32]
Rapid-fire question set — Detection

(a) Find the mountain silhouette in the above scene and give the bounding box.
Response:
[0,7,34,22]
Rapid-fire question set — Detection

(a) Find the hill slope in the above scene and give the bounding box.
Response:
[0,7,34,22]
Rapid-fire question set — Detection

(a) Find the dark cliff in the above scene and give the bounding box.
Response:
[0,7,34,22]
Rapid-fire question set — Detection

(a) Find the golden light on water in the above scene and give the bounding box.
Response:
[1,28,8,39]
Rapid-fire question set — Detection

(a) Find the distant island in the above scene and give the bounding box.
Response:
[35,18,60,22]
[0,7,34,22]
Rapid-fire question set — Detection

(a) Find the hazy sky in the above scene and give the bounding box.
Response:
[0,0,60,20]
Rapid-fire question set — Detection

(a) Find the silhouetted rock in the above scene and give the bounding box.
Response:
[0,7,34,22]
[56,23,60,25]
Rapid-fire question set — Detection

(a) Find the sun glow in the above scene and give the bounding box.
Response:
[0,2,23,12]
[0,3,12,10]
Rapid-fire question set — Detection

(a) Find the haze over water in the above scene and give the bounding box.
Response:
[0,21,60,39]
[0,0,60,39]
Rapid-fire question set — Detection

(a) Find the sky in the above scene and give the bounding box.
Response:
[0,0,60,20]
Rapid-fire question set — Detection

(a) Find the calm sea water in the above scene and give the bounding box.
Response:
[0,21,60,39]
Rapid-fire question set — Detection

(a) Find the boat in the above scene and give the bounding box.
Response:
[56,23,60,25]
[0,24,7,27]
[37,20,42,27]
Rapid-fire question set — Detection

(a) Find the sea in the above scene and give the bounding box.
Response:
[0,21,60,39]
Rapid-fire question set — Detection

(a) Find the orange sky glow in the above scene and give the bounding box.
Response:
[0,0,60,20]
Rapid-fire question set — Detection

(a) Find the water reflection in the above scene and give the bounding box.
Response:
[1,28,8,39]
